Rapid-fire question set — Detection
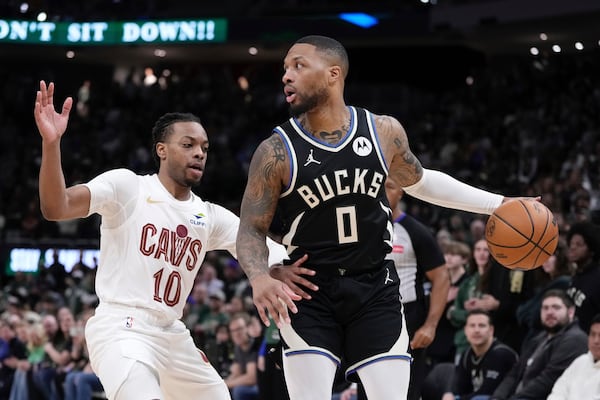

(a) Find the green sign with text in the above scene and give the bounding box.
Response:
[0,19,227,45]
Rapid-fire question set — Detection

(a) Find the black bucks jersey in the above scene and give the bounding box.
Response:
[275,106,393,274]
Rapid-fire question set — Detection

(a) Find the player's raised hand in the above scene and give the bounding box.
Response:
[34,80,73,143]
[250,273,301,329]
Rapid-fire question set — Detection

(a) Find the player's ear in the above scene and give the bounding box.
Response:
[328,65,342,84]
[156,142,167,161]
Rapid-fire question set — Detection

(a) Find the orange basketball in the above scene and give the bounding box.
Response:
[485,200,559,270]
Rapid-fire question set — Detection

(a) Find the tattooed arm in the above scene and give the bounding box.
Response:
[236,134,300,328]
[375,114,424,188]
[375,114,507,214]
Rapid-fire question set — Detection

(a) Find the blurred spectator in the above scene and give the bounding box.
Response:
[33,313,71,399]
[63,309,104,400]
[0,318,27,397]
[442,310,518,400]
[547,313,600,400]
[78,261,98,298]
[9,321,48,400]
[199,262,225,298]
[64,261,96,318]
[427,239,471,367]
[449,239,530,358]
[246,314,263,342]
[225,312,260,400]
[222,260,252,304]
[516,241,572,350]
[467,218,486,248]
[195,290,229,346]
[224,295,247,317]
[436,228,453,248]
[69,250,91,277]
[3,272,32,311]
[35,293,63,318]
[490,289,587,400]
[565,221,600,333]
[46,250,68,295]
[53,307,76,398]
[184,282,210,343]
[204,323,234,379]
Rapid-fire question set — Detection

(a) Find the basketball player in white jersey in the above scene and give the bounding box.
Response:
[34,80,301,400]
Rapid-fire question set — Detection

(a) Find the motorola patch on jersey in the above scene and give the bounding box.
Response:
[352,137,373,156]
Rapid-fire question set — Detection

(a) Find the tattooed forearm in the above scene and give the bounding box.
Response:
[236,135,284,280]
[236,226,270,280]
[237,195,275,280]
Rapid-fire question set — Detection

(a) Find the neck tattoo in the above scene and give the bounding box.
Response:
[300,115,350,144]
[317,130,343,143]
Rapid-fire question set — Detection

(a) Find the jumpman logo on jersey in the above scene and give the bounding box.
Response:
[304,149,321,167]
[384,268,394,284]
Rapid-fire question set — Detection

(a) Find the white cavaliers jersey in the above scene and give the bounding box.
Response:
[84,169,285,322]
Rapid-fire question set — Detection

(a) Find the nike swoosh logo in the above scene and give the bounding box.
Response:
[146,196,164,204]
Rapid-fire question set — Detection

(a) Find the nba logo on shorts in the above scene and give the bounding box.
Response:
[125,316,134,328]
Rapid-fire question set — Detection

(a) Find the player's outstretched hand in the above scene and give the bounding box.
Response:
[250,273,301,329]
[34,80,72,143]
[270,254,318,300]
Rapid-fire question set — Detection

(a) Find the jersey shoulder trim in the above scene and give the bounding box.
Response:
[274,127,297,197]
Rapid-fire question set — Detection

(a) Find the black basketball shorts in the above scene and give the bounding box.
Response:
[280,260,412,380]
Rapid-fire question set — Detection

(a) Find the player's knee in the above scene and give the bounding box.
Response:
[359,359,411,400]
[113,361,161,400]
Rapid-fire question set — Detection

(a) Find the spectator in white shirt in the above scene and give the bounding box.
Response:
[547,313,600,400]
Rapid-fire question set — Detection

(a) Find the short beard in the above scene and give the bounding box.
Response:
[289,88,327,118]
[545,321,567,334]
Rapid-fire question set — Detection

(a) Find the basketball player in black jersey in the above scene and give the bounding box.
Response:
[236,35,532,399]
